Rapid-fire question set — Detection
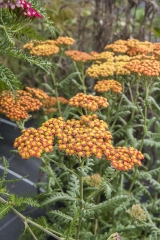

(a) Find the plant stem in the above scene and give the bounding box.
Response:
[50,71,62,116]
[0,197,63,240]
[128,80,150,192]
[74,62,86,94]
[76,159,84,240]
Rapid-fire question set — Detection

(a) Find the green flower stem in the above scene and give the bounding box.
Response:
[76,159,84,240]
[50,71,62,116]
[73,62,86,94]
[130,81,140,121]
[41,156,63,192]
[129,81,150,193]
[0,197,63,240]
[86,170,119,202]
[110,92,123,131]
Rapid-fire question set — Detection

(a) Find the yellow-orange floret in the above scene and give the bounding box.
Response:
[13,127,54,159]
[104,40,128,53]
[55,36,75,46]
[30,44,59,56]
[25,87,49,100]
[86,60,130,78]
[57,114,113,159]
[24,40,60,56]
[13,117,65,159]
[125,59,160,77]
[126,40,154,56]
[90,51,114,61]
[107,147,144,171]
[65,50,93,62]
[94,80,122,93]
[0,90,42,121]
[68,93,109,111]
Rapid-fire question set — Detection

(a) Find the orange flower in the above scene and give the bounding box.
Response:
[125,59,160,77]
[68,93,109,111]
[55,36,75,46]
[0,90,42,121]
[90,51,114,61]
[65,50,93,62]
[58,114,113,159]
[94,80,122,93]
[14,117,65,159]
[23,40,60,56]
[107,147,144,171]
[25,87,49,100]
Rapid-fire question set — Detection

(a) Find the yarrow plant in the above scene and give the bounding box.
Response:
[1,2,160,240]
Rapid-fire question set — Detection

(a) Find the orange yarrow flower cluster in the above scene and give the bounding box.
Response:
[69,93,109,111]
[65,50,93,62]
[105,40,128,53]
[90,51,114,61]
[107,147,144,171]
[94,80,122,93]
[86,60,130,78]
[25,87,49,100]
[125,59,160,77]
[0,90,42,121]
[104,39,154,56]
[13,117,64,159]
[58,114,113,158]
[24,40,59,56]
[55,36,75,46]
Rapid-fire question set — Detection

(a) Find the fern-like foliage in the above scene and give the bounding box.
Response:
[41,192,77,206]
[67,174,80,198]
[0,203,11,220]
[0,64,21,91]
[85,195,128,212]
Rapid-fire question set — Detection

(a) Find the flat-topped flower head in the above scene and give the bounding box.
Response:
[126,40,153,56]
[25,87,49,100]
[30,43,59,56]
[94,80,122,93]
[14,117,65,159]
[90,51,114,61]
[55,36,75,46]
[58,114,113,159]
[13,127,54,159]
[86,60,130,78]
[0,90,42,121]
[107,147,144,171]
[125,58,160,77]
[68,93,109,111]
[65,50,93,62]
[104,40,128,53]
[24,40,59,56]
